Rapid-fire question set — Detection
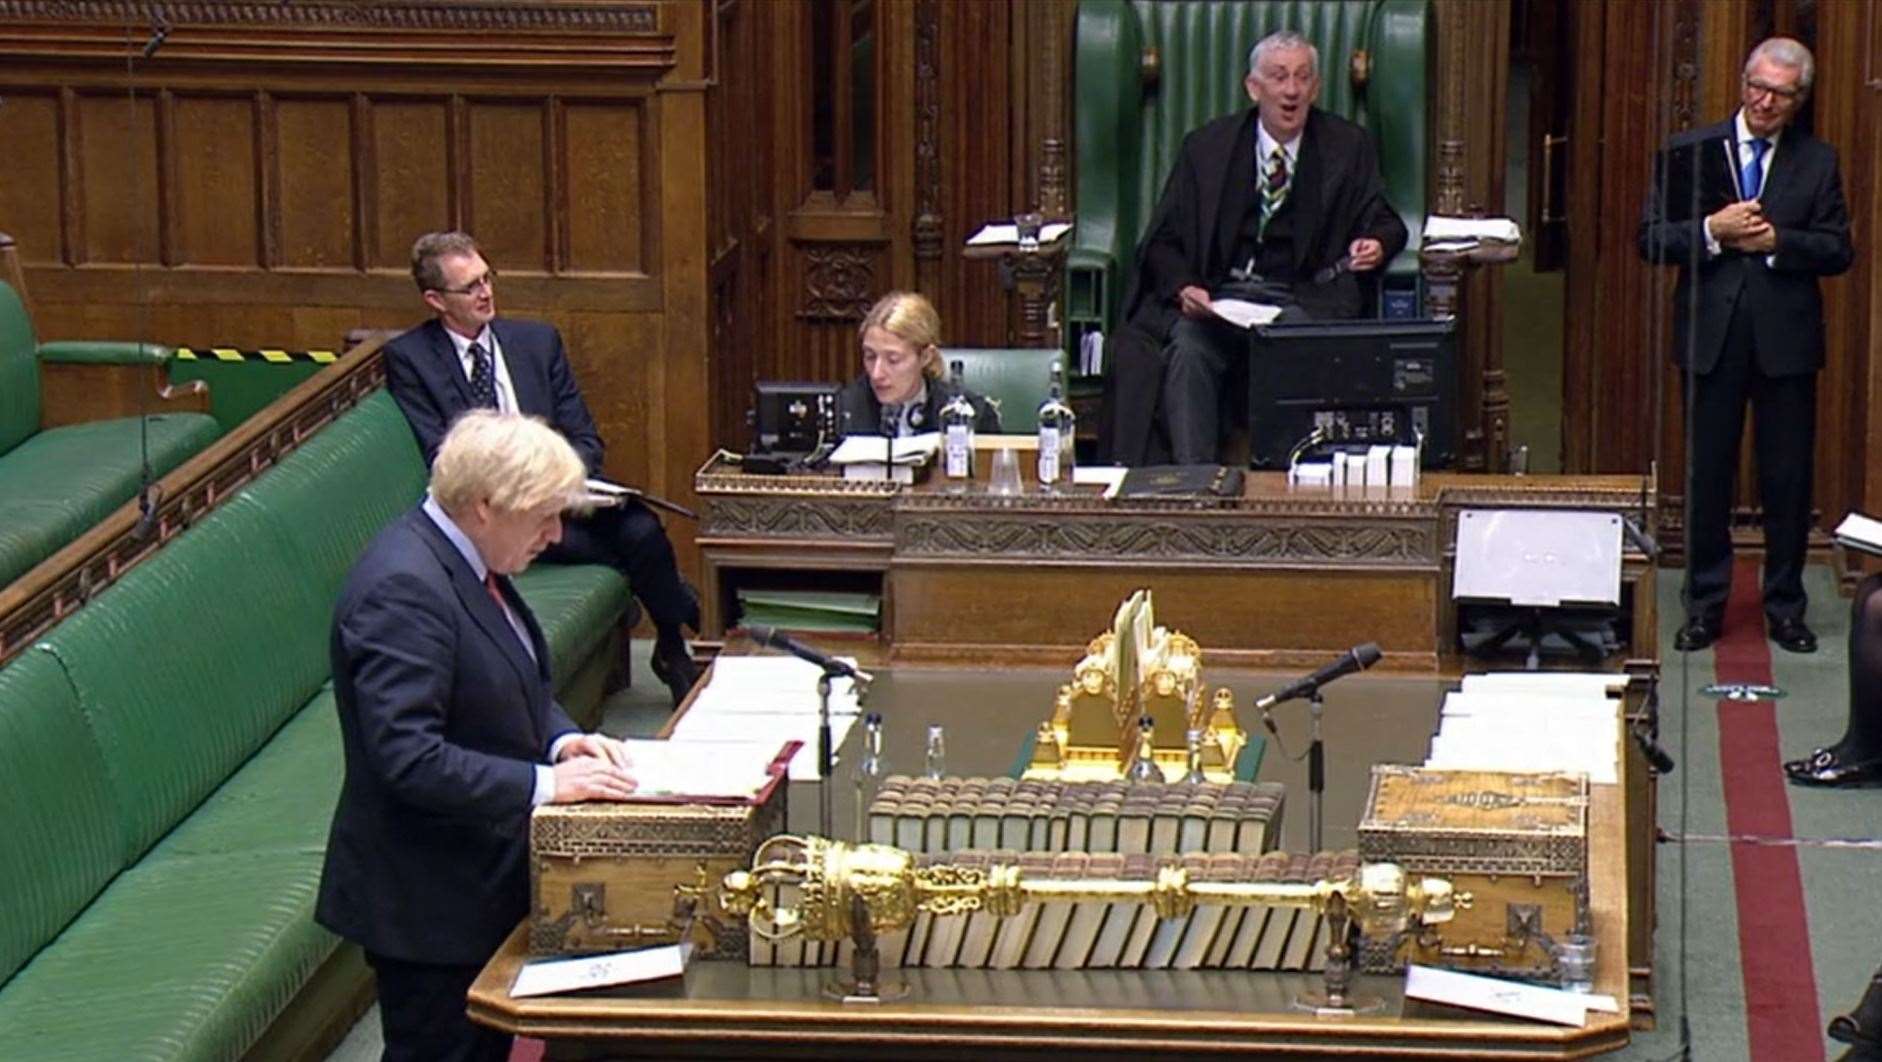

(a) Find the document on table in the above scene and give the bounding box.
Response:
[511,943,691,998]
[966,221,1073,246]
[610,739,787,800]
[666,714,851,780]
[828,432,940,466]
[1404,964,1615,1026]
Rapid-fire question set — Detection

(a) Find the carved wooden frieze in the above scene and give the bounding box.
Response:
[912,0,942,263]
[896,510,1436,566]
[0,1,660,32]
[798,244,876,321]
[701,495,894,541]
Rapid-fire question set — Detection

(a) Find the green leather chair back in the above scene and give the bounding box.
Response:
[941,347,1065,434]
[0,280,41,455]
[1068,0,1429,342]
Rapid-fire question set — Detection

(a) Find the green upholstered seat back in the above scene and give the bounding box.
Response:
[226,391,426,610]
[0,280,41,455]
[38,495,332,862]
[942,348,1065,434]
[0,651,122,985]
[1069,0,1429,335]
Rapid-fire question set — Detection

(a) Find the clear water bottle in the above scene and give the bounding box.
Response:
[924,724,947,780]
[1036,363,1075,491]
[1183,728,1208,784]
[1127,715,1165,783]
[854,712,886,842]
[940,359,977,491]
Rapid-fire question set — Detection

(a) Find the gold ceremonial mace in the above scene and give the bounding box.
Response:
[719,835,1470,1008]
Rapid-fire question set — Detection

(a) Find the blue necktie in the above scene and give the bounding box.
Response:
[1740,138,1768,200]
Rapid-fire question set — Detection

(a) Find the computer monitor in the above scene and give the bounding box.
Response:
[1246,318,1458,469]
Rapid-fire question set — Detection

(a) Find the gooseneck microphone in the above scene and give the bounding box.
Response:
[1253,642,1383,711]
[746,625,873,682]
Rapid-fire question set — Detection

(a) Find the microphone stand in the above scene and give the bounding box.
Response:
[816,666,873,839]
[1262,690,1329,854]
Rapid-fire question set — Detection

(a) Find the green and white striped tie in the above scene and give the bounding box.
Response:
[1260,146,1290,236]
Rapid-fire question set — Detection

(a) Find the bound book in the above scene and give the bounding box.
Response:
[1116,464,1245,500]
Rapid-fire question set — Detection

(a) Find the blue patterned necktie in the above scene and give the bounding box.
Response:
[467,341,497,409]
[1260,146,1290,236]
[1739,137,1768,200]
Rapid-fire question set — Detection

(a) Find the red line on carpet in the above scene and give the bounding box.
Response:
[1713,555,1823,1061]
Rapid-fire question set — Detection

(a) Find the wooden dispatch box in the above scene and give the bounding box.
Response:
[1356,765,1588,978]
[528,742,795,961]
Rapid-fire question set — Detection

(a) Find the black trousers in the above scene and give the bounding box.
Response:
[1161,316,1252,465]
[1835,573,1882,760]
[367,952,511,1062]
[543,498,696,631]
[1682,298,1817,624]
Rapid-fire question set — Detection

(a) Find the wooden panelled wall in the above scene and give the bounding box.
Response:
[0,1,712,571]
[1560,0,1882,560]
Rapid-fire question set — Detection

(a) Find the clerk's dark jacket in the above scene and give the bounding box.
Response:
[1101,105,1408,464]
[835,374,1003,438]
[1636,118,1853,375]
[315,507,577,965]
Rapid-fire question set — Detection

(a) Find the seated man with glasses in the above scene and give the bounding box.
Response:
[1638,37,1853,657]
[383,230,702,705]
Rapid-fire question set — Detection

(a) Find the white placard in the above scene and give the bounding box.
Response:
[510,943,690,998]
[1404,964,1609,1026]
[1452,509,1623,608]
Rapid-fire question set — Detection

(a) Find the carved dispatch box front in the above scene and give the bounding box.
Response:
[1356,765,1588,979]
[528,748,792,961]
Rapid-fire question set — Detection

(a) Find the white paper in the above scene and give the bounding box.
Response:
[1460,671,1629,695]
[1423,215,1523,244]
[1403,965,1594,1026]
[967,221,1073,247]
[1209,297,1284,330]
[609,738,785,800]
[829,432,939,466]
[1073,465,1128,499]
[510,943,690,998]
[1835,512,1882,551]
[667,714,852,780]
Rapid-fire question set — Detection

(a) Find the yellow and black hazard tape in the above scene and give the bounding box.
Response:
[173,347,339,364]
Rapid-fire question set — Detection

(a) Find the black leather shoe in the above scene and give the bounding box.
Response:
[650,635,699,708]
[1785,747,1882,788]
[1673,614,1721,652]
[1770,616,1818,654]
[1831,967,1882,1050]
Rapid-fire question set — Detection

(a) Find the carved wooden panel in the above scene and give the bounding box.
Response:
[369,100,453,268]
[173,95,260,266]
[0,91,62,264]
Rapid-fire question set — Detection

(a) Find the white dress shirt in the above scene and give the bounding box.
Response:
[1702,110,1781,263]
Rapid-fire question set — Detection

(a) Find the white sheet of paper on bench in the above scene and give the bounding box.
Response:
[828,432,940,466]
[1403,964,1592,1026]
[1209,298,1283,330]
[1451,509,1623,608]
[1460,671,1629,696]
[966,221,1073,246]
[692,656,864,714]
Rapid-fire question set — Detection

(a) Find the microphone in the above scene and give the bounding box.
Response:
[1253,642,1383,711]
[130,484,164,542]
[746,625,873,682]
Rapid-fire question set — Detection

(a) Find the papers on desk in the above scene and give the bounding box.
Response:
[669,655,864,781]
[1425,671,1621,783]
[610,738,788,801]
[511,943,690,998]
[829,432,939,466]
[1072,465,1128,499]
[1404,965,1616,1026]
[1422,215,1523,250]
[966,221,1073,247]
[1209,297,1284,330]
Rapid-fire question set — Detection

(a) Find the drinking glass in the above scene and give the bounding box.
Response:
[988,448,1023,496]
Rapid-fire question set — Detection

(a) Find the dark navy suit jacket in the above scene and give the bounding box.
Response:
[1638,117,1853,376]
[315,506,577,965]
[384,317,606,475]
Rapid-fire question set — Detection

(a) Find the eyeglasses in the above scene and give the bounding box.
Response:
[1743,78,1803,104]
[433,269,497,296]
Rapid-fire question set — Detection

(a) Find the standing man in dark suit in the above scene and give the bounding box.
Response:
[1639,37,1853,654]
[385,231,701,703]
[316,411,640,1062]
[1100,30,1408,466]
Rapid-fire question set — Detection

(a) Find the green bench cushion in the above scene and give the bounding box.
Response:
[0,413,222,587]
[942,348,1064,434]
[513,562,631,685]
[0,651,121,986]
[40,501,329,863]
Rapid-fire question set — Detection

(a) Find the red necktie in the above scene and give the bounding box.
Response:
[485,572,507,613]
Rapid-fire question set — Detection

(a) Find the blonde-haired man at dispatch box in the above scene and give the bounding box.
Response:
[315,412,639,1062]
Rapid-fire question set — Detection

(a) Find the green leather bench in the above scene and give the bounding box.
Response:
[0,269,223,590]
[1064,0,1431,352]
[945,347,1066,433]
[0,389,629,1059]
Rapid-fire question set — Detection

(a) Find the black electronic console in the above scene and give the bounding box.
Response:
[1246,318,1458,469]
[751,380,841,455]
